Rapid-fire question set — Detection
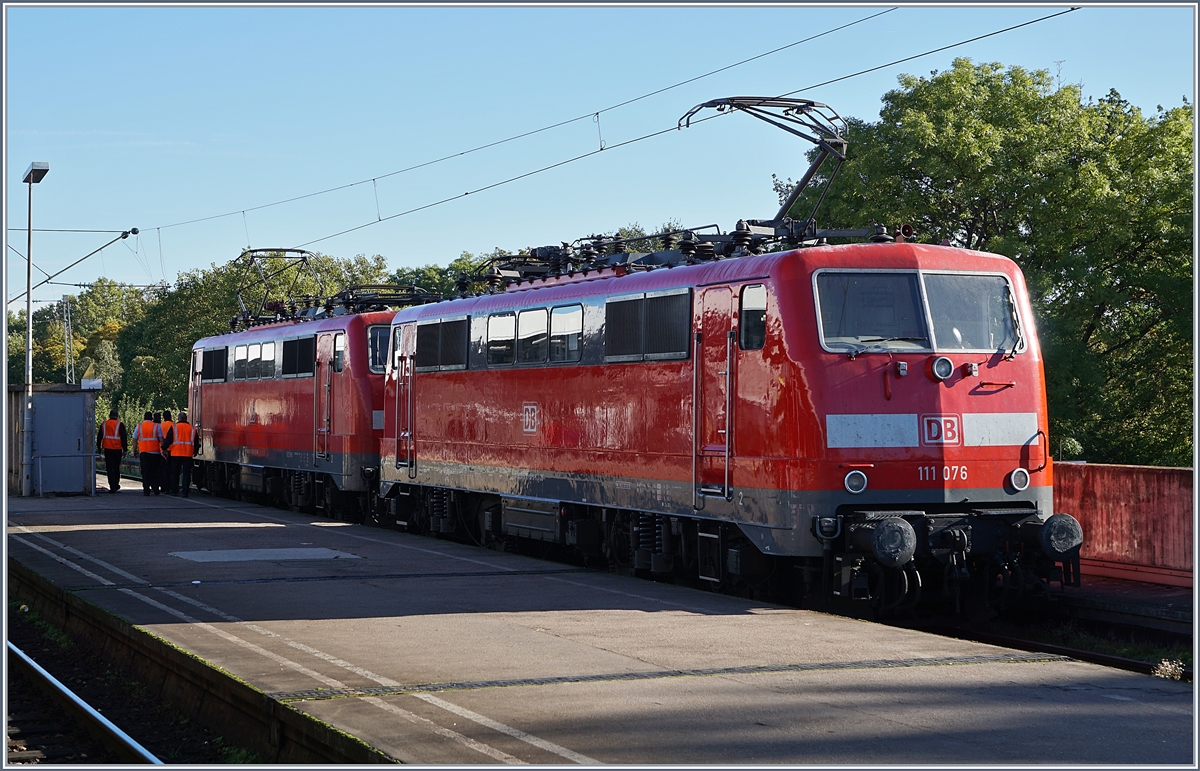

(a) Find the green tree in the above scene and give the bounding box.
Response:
[389,251,493,297]
[775,58,1192,466]
[6,310,24,386]
[116,251,396,411]
[615,220,685,252]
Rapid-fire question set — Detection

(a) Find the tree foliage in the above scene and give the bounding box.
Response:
[776,58,1193,466]
[115,252,392,410]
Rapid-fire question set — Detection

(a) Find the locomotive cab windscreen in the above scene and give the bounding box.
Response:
[815,270,1024,354]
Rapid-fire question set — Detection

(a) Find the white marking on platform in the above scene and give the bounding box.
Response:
[413,693,599,765]
[180,495,518,571]
[15,532,585,764]
[8,521,285,534]
[9,525,150,585]
[168,548,360,562]
[9,534,116,586]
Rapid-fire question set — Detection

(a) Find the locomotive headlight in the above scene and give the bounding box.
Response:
[1009,467,1031,492]
[929,356,954,381]
[844,469,868,494]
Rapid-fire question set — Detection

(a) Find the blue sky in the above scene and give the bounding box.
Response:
[4,4,1195,313]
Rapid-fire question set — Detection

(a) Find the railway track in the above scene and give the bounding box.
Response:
[905,624,1193,681]
[7,642,161,765]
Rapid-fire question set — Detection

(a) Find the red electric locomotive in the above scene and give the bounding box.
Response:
[372,98,1083,613]
[188,253,437,516]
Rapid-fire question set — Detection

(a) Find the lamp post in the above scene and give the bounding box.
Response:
[22,161,48,497]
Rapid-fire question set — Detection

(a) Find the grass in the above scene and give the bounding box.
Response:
[9,598,74,650]
[212,737,262,764]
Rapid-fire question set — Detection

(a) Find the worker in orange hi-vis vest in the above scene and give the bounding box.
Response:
[132,411,162,496]
[95,409,127,493]
[157,410,175,495]
[163,412,198,497]
[158,410,174,460]
[152,413,166,494]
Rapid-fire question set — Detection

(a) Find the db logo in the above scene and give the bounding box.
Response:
[522,403,539,434]
[922,414,961,445]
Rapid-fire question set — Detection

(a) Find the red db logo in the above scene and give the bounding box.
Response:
[922,414,960,445]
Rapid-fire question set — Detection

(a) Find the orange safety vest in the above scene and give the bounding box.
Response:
[102,419,123,450]
[170,422,195,457]
[137,420,160,453]
[159,421,174,452]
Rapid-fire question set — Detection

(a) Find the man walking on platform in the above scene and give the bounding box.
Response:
[132,411,162,496]
[158,410,174,492]
[152,413,166,494]
[163,412,197,497]
[96,409,127,493]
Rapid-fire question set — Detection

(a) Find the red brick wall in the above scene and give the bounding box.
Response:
[1054,462,1193,573]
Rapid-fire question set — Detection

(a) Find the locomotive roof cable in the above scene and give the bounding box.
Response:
[148,8,898,234]
[289,7,1083,253]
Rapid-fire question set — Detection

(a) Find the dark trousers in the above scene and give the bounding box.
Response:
[103,449,123,492]
[168,455,193,496]
[138,453,161,495]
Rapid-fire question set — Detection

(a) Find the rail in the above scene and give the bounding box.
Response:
[7,641,163,764]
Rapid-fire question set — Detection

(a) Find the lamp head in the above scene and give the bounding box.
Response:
[22,162,49,184]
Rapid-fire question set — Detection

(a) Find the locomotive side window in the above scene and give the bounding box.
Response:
[368,325,389,373]
[440,319,468,368]
[282,336,316,377]
[201,347,227,382]
[487,313,515,365]
[816,272,929,352]
[234,345,248,380]
[549,305,582,362]
[517,309,548,364]
[333,333,345,372]
[605,296,644,361]
[416,323,439,368]
[300,336,316,375]
[740,285,767,350]
[923,273,1022,352]
[247,343,261,379]
[605,290,690,362]
[261,342,276,379]
[644,290,690,360]
[416,318,469,370]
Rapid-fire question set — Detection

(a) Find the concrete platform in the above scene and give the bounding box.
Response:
[6,485,1195,764]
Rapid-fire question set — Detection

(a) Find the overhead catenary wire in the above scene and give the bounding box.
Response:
[4,228,131,233]
[148,8,898,233]
[8,230,139,305]
[292,6,1080,251]
[10,7,1079,295]
[7,244,53,279]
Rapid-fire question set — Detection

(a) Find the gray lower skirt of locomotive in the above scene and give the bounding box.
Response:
[376,458,1066,560]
